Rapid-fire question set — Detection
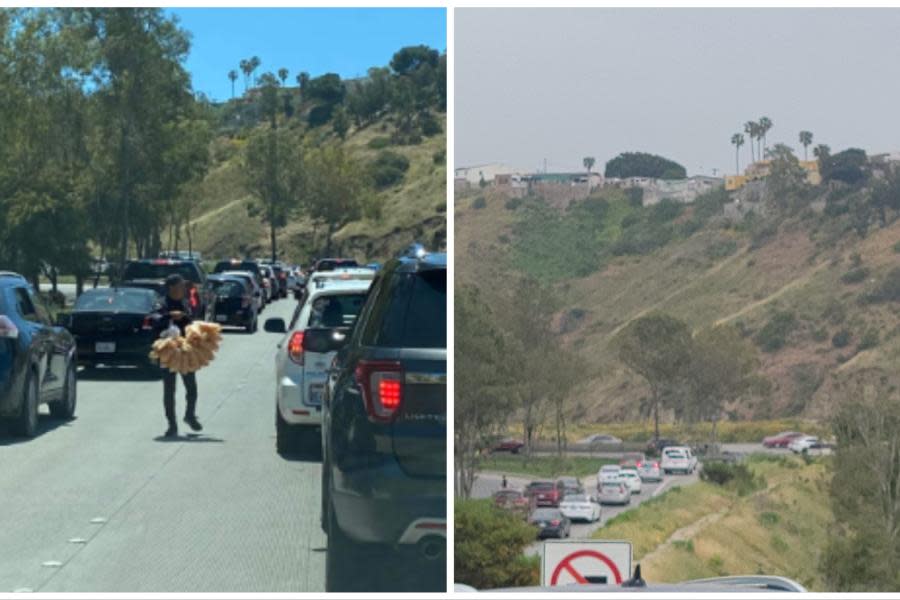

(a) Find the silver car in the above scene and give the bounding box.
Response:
[597,480,630,505]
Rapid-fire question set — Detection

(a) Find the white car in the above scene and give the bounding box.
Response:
[597,464,622,484]
[559,493,601,522]
[638,460,663,482]
[788,436,819,454]
[220,270,263,313]
[268,279,372,453]
[597,480,630,505]
[619,468,643,494]
[661,446,698,475]
[305,268,375,296]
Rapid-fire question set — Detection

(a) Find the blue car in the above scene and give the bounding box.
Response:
[0,272,77,437]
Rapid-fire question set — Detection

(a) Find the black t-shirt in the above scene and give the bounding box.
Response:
[154,296,193,336]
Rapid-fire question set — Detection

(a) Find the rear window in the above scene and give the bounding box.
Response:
[123,262,200,283]
[214,261,259,275]
[75,289,157,312]
[307,293,367,328]
[602,482,622,490]
[210,280,245,298]
[665,450,686,458]
[364,269,446,349]
[531,482,554,490]
[532,509,560,519]
[316,259,358,272]
[564,494,588,503]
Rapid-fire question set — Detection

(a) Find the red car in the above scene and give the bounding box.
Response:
[492,438,525,454]
[762,431,805,448]
[493,489,531,514]
[525,481,560,507]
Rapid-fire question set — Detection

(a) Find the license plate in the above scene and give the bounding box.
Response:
[308,385,324,405]
[216,314,227,322]
[95,342,115,353]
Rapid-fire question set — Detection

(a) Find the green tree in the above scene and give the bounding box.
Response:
[331,104,350,139]
[758,116,773,158]
[604,152,687,180]
[239,58,251,92]
[615,314,692,440]
[304,144,377,255]
[799,130,813,160]
[277,67,288,86]
[731,133,745,174]
[257,71,280,129]
[583,156,595,188]
[744,120,758,163]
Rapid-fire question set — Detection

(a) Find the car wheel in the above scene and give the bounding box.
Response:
[11,372,39,438]
[49,362,77,420]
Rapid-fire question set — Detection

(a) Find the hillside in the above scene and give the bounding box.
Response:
[184,109,445,264]
[456,173,900,424]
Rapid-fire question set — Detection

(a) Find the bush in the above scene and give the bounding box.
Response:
[699,462,765,496]
[369,150,410,189]
[705,239,738,260]
[867,267,900,303]
[432,149,445,164]
[505,197,523,211]
[455,499,539,590]
[893,240,900,254]
[604,151,687,180]
[832,329,851,348]
[841,267,869,285]
[858,328,879,351]
[367,136,392,149]
[472,196,487,210]
[755,311,798,352]
[420,111,443,136]
[307,103,334,127]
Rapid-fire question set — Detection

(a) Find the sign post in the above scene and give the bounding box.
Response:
[541,540,632,587]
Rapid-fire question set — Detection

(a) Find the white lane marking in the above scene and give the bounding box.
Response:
[13,587,34,592]
[67,538,87,544]
[89,517,107,524]
[41,561,62,568]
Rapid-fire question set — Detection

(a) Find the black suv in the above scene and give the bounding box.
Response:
[120,258,211,318]
[316,250,446,592]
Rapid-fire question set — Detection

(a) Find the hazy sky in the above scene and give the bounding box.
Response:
[455,9,900,176]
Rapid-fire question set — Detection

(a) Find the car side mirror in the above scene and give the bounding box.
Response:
[264,318,287,333]
[302,327,349,353]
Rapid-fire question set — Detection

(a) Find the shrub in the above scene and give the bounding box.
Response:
[505,197,523,211]
[893,240,900,254]
[472,196,487,210]
[432,149,446,164]
[755,311,797,352]
[455,499,540,590]
[700,462,765,496]
[840,267,869,285]
[832,329,851,348]
[367,136,391,149]
[369,150,410,189]
[858,328,879,351]
[759,511,780,527]
[868,267,900,303]
[420,111,443,136]
[307,103,334,127]
[705,239,738,260]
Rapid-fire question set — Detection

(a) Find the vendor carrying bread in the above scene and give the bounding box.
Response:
[154,273,203,438]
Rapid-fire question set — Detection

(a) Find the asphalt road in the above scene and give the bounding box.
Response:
[0,298,326,593]
[472,467,700,556]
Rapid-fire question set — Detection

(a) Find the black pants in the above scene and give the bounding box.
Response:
[163,370,198,425]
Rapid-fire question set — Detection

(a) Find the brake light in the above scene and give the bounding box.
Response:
[279,272,286,279]
[288,331,304,365]
[0,315,19,339]
[189,286,200,309]
[153,259,169,265]
[550,519,560,526]
[654,462,659,468]
[355,360,403,421]
[636,461,643,468]
[141,315,154,331]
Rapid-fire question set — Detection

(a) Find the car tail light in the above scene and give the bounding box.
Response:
[279,272,286,279]
[355,360,403,422]
[241,294,251,308]
[189,286,200,309]
[654,462,659,468]
[0,315,19,339]
[636,461,643,468]
[141,315,154,331]
[550,519,560,526]
[288,332,304,365]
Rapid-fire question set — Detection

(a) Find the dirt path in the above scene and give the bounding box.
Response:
[638,508,728,563]
[713,260,829,326]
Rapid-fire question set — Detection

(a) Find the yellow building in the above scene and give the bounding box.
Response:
[726,158,821,191]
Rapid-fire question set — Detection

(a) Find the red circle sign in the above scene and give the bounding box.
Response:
[549,549,624,585]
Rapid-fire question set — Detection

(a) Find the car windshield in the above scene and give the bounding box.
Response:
[665,450,686,458]
[600,466,620,472]
[74,288,157,312]
[122,261,199,282]
[531,482,554,490]
[308,293,367,328]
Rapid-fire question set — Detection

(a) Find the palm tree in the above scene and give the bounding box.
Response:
[744,121,758,163]
[799,131,813,161]
[296,72,310,97]
[277,68,289,86]
[249,56,261,85]
[731,133,745,174]
[239,59,251,92]
[227,70,238,99]
[758,116,773,158]
[583,156,596,190]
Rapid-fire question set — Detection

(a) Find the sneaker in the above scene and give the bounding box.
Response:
[184,415,203,432]
[164,424,178,438]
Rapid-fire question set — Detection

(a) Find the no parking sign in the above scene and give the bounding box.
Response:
[541,540,632,587]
